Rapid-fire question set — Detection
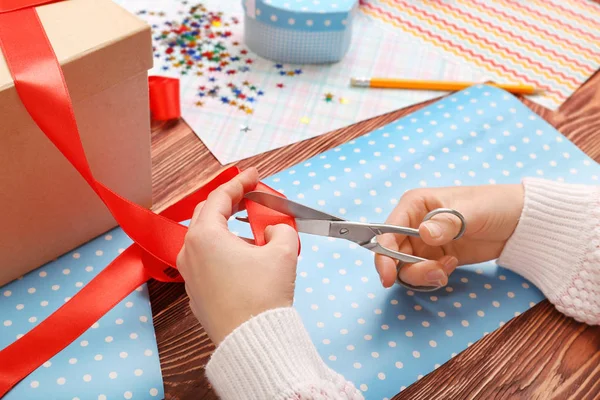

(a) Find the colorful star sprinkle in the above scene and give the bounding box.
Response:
[300,116,311,124]
[141,2,264,114]
[274,64,303,77]
[324,93,334,103]
[194,81,262,113]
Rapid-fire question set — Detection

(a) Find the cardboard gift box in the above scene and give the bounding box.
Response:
[242,0,359,64]
[0,0,153,286]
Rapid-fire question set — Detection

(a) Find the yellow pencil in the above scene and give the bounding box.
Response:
[350,78,544,95]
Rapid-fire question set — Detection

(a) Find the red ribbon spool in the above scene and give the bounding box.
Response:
[148,76,181,120]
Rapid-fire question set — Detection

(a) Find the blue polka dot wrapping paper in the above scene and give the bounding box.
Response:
[229,85,600,399]
[0,230,164,400]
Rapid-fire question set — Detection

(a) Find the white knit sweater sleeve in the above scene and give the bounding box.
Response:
[498,178,600,325]
[206,308,364,400]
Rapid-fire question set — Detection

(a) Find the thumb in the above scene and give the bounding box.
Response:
[419,213,464,246]
[265,224,299,253]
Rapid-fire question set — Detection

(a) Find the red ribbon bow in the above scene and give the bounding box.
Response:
[0,1,297,396]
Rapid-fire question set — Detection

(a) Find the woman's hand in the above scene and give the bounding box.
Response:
[177,168,299,344]
[375,184,525,288]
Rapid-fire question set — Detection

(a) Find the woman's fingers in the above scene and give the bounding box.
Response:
[397,255,458,288]
[419,213,464,246]
[374,254,398,288]
[200,168,259,228]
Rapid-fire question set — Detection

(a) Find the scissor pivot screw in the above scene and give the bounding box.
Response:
[339,228,349,235]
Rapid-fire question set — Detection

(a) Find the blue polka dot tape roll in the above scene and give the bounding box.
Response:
[0,229,163,400]
[229,85,600,399]
[242,0,358,64]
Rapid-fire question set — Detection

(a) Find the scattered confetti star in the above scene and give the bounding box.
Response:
[324,92,334,102]
[300,116,311,124]
[339,97,350,104]
[277,83,285,89]
[142,3,266,114]
[240,125,251,132]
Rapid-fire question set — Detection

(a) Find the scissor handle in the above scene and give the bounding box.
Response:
[369,208,467,292]
[366,238,426,263]
[422,208,467,240]
[366,241,441,292]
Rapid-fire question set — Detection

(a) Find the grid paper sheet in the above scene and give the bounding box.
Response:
[228,85,600,399]
[361,0,600,111]
[113,0,484,164]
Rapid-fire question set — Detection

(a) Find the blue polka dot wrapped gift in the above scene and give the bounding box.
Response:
[242,0,359,64]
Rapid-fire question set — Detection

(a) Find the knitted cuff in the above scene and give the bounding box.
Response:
[498,178,600,324]
[206,308,360,400]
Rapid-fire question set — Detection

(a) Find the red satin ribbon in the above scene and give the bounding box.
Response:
[0,4,297,397]
[0,0,60,13]
[148,76,181,120]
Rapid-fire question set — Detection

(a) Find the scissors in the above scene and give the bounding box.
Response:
[239,191,466,292]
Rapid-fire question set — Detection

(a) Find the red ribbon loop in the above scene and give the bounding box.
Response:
[148,76,181,121]
[0,3,298,397]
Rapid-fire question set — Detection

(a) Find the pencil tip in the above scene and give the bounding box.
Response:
[350,77,369,87]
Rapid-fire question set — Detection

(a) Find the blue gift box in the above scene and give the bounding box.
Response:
[242,0,358,64]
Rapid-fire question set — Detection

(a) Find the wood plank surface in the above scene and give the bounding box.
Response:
[149,70,600,399]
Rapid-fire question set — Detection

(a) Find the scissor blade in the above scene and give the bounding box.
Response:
[244,191,344,221]
[295,219,333,237]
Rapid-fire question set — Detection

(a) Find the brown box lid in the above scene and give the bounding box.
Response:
[0,0,153,101]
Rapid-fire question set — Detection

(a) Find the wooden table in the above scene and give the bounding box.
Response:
[149,71,600,399]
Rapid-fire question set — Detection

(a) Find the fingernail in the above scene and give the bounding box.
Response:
[426,269,446,284]
[381,276,390,289]
[443,257,458,274]
[424,222,443,239]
